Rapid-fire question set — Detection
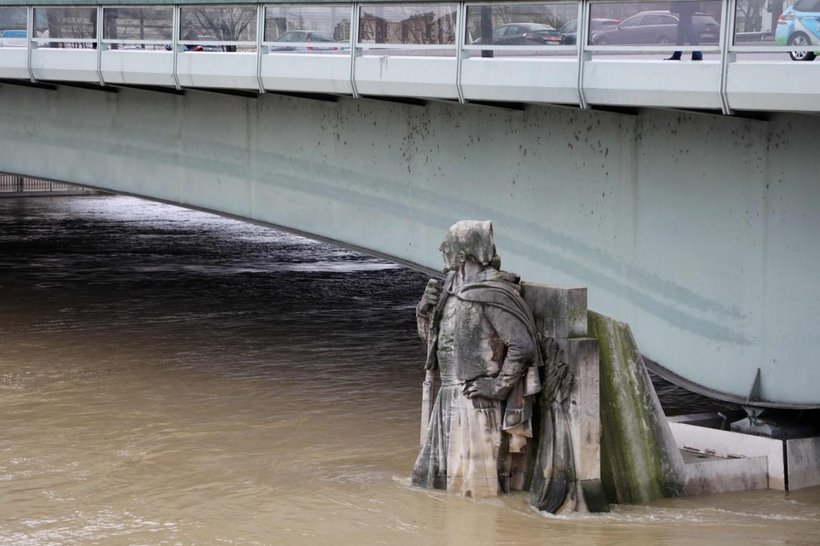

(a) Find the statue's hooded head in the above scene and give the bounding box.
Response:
[439,220,499,272]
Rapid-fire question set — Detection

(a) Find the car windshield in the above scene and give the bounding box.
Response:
[621,15,644,28]
[560,21,576,33]
[276,31,333,42]
[525,24,556,31]
[276,32,304,42]
[590,20,616,30]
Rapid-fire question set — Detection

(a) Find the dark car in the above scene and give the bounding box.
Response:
[173,33,225,52]
[472,23,562,46]
[559,18,620,45]
[166,37,224,52]
[590,10,719,45]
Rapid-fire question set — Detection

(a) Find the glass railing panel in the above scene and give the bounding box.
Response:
[464,2,578,57]
[264,4,351,55]
[734,0,779,42]
[0,7,28,48]
[102,7,173,51]
[587,1,722,56]
[33,7,97,49]
[357,3,458,56]
[179,5,258,52]
[735,0,820,62]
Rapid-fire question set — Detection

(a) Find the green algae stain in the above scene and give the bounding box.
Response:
[589,311,684,504]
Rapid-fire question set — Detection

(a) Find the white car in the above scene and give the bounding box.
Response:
[0,29,27,48]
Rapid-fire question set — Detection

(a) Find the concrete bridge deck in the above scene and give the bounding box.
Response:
[0,1,818,113]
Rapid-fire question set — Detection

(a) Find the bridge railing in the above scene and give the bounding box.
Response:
[0,1,817,113]
[0,173,88,193]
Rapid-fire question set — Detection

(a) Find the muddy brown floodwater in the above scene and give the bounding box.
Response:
[0,195,818,545]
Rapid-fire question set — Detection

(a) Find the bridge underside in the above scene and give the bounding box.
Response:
[0,81,817,408]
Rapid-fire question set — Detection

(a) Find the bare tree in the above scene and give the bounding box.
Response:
[735,0,766,32]
[183,7,256,51]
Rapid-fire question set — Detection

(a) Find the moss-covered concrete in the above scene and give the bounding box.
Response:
[588,311,686,504]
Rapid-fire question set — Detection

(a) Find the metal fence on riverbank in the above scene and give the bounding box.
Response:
[0,173,95,195]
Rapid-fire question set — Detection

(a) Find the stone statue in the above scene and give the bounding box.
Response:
[411,220,591,513]
[411,220,542,498]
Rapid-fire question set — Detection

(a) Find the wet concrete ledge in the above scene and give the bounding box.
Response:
[669,415,820,493]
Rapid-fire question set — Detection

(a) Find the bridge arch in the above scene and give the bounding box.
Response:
[1,74,818,408]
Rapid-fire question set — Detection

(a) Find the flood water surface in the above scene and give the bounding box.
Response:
[0,196,818,545]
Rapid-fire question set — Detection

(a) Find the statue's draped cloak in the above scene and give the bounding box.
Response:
[412,269,541,497]
[413,269,579,513]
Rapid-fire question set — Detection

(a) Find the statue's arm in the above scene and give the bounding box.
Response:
[416,303,430,344]
[415,278,443,344]
[463,306,536,400]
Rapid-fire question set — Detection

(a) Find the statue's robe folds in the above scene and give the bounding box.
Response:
[411,269,541,498]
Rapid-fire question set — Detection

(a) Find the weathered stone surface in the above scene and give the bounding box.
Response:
[566,338,609,512]
[566,338,601,484]
[522,284,607,513]
[521,283,587,340]
[682,455,768,496]
[787,437,820,490]
[588,311,686,504]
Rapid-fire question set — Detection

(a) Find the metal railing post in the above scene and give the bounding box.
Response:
[256,4,266,94]
[577,0,590,109]
[26,6,36,83]
[172,6,181,90]
[719,0,737,115]
[350,3,360,99]
[455,2,466,104]
[96,6,105,87]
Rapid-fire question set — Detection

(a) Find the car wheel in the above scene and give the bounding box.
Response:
[788,33,816,61]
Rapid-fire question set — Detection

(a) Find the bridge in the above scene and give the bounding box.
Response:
[1,0,818,410]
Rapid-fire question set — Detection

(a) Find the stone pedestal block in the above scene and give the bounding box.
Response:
[521,283,608,512]
[788,437,820,490]
[567,338,601,483]
[566,337,609,512]
[521,282,587,340]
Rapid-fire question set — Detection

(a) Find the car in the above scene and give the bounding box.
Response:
[775,0,820,61]
[269,30,347,52]
[166,42,224,52]
[472,23,562,46]
[590,10,719,45]
[0,29,27,48]
[558,18,620,45]
[169,33,225,52]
